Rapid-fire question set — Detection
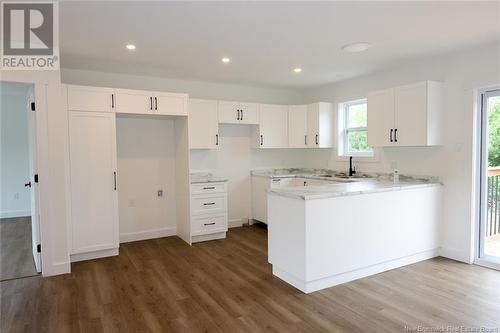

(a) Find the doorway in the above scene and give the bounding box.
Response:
[0,82,42,281]
[478,87,500,268]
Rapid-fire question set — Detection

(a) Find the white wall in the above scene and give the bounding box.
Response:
[0,86,31,218]
[304,42,500,263]
[116,116,177,241]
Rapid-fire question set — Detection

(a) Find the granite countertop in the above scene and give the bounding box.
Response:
[252,168,441,200]
[190,172,228,184]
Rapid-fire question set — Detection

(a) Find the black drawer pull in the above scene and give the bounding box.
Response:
[203,186,215,190]
[203,202,216,206]
[204,222,216,226]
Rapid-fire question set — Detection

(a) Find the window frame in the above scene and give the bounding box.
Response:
[339,99,373,157]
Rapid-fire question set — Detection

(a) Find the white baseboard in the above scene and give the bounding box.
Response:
[120,227,177,243]
[43,260,71,276]
[273,249,439,294]
[228,218,246,228]
[440,246,471,263]
[70,248,119,263]
[0,210,31,218]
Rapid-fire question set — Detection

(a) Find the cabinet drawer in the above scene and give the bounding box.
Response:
[192,215,227,236]
[191,182,227,195]
[191,195,226,215]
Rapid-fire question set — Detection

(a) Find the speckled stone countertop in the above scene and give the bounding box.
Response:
[251,168,441,200]
[190,172,228,184]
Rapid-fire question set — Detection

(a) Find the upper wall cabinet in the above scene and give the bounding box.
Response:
[66,85,115,112]
[115,89,188,116]
[218,101,259,124]
[367,80,442,147]
[306,102,335,148]
[288,105,308,148]
[255,104,289,148]
[189,99,219,149]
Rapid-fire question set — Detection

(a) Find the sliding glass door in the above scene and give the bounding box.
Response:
[479,88,500,267]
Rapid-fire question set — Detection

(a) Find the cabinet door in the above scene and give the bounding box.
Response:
[155,92,187,116]
[259,104,288,148]
[239,103,259,124]
[289,105,308,148]
[115,89,152,114]
[251,176,269,223]
[307,104,320,147]
[218,101,240,124]
[189,99,219,149]
[67,85,114,112]
[394,82,427,146]
[68,111,118,254]
[367,88,395,147]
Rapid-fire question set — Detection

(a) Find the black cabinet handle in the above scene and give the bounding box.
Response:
[394,129,398,142]
[25,181,32,188]
[216,134,219,146]
[241,109,243,121]
[150,97,153,110]
[304,135,307,145]
[111,94,114,108]
[237,109,240,120]
[113,172,117,190]
[204,222,216,226]
[260,135,263,146]
[315,134,319,145]
[203,186,215,190]
[390,129,393,142]
[155,97,158,110]
[203,202,216,206]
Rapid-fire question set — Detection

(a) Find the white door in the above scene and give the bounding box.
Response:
[239,103,259,124]
[394,82,427,146]
[259,104,288,148]
[27,86,41,273]
[155,92,187,116]
[66,85,115,113]
[115,89,152,114]
[307,104,320,147]
[189,99,219,149]
[68,111,118,254]
[367,88,395,147]
[289,105,308,148]
[218,101,240,124]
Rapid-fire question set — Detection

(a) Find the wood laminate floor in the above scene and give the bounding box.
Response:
[1,224,500,333]
[0,217,38,281]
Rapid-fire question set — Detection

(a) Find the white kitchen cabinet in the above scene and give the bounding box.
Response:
[189,99,219,149]
[367,80,442,147]
[306,102,335,148]
[190,182,228,242]
[256,104,289,148]
[68,111,119,258]
[115,89,188,116]
[288,105,308,148]
[66,85,115,113]
[218,101,259,124]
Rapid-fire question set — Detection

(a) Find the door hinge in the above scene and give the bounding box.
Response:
[34,174,39,183]
[37,244,41,253]
[31,102,36,111]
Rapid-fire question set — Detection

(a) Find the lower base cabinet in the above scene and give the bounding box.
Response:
[190,182,228,243]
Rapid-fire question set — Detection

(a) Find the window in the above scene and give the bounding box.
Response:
[338,99,373,157]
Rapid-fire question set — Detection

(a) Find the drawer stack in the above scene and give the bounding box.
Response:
[190,182,228,242]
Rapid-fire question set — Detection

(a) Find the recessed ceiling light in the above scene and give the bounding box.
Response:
[341,42,371,53]
[126,44,136,50]
[293,67,302,73]
[221,57,230,63]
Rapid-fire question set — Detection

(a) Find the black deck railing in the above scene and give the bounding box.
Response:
[487,170,500,237]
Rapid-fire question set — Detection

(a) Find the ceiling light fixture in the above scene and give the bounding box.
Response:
[221,57,230,63]
[341,42,371,53]
[293,67,302,73]
[126,44,136,50]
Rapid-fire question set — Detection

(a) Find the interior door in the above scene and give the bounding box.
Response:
[289,105,308,148]
[367,88,395,147]
[394,82,427,146]
[27,85,41,272]
[259,104,288,148]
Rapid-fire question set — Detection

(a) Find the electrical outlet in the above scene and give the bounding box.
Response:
[157,190,163,197]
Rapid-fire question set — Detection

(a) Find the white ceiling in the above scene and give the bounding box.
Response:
[60,1,500,88]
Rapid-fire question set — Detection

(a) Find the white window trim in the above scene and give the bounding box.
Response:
[337,99,378,161]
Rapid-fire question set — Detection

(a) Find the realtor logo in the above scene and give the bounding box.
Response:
[1,1,59,70]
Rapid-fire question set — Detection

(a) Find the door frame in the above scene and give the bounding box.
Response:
[475,86,500,270]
